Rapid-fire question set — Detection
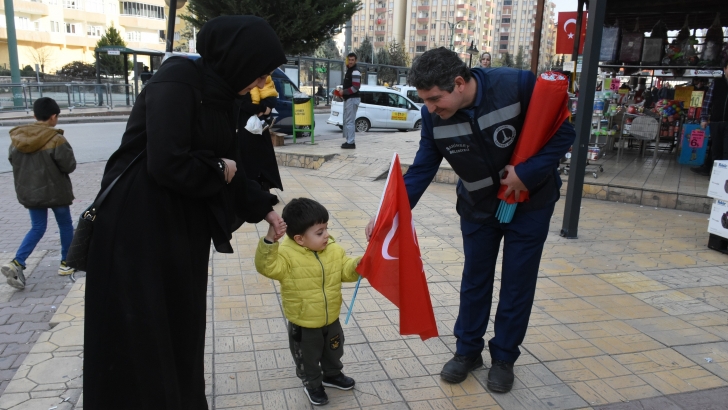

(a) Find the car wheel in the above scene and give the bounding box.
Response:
[414,120,422,130]
[398,129,409,132]
[355,118,370,132]
[338,125,343,130]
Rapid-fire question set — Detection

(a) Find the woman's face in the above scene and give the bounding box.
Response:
[238,73,271,95]
[480,55,491,67]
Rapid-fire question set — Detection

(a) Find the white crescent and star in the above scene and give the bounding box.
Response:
[563,18,576,40]
[382,213,399,260]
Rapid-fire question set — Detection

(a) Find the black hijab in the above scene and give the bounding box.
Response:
[197,15,287,94]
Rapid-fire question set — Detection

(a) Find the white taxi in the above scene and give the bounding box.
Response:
[326,85,422,132]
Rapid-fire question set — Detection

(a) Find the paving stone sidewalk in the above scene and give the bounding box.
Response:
[1,135,728,409]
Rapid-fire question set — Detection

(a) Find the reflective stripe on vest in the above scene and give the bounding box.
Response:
[477,102,521,130]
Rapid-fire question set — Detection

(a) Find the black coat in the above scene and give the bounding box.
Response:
[82,16,286,410]
[237,94,283,190]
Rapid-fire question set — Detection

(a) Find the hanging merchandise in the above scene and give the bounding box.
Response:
[642,20,667,65]
[600,20,621,64]
[619,19,643,74]
[701,13,724,65]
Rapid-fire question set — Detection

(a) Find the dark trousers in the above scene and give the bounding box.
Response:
[711,122,728,162]
[288,318,345,389]
[454,203,555,363]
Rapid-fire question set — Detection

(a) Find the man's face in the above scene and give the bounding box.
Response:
[417,78,466,120]
[347,56,357,68]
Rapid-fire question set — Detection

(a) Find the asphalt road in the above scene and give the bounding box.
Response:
[0,114,401,173]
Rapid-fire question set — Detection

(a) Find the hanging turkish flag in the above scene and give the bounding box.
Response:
[556,12,588,55]
[356,153,438,340]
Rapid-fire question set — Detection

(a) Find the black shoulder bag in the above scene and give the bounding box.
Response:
[66,150,146,271]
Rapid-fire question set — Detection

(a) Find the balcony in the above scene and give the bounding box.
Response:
[375,29,386,35]
[374,41,385,47]
[416,29,429,35]
[376,7,387,13]
[454,28,466,34]
[417,5,430,10]
[455,15,469,22]
[415,40,428,46]
[119,15,166,31]
[12,0,49,16]
[65,35,96,48]
[417,17,430,23]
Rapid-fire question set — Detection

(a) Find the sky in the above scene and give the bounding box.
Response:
[551,0,579,14]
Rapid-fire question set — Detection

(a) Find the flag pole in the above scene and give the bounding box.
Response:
[345,152,399,325]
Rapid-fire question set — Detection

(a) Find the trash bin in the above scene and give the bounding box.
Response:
[292,92,315,143]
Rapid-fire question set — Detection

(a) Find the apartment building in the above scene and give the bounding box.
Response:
[349,0,496,64]
[0,0,171,74]
[492,0,556,69]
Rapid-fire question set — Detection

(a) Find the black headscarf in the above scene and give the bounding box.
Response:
[197,15,287,93]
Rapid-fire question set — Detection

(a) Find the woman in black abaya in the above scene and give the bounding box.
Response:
[83,16,286,409]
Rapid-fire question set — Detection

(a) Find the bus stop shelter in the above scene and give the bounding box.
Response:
[94,46,165,105]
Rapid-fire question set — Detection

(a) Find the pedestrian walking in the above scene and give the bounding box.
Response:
[692,58,728,176]
[334,53,361,149]
[2,97,76,289]
[255,198,361,406]
[367,47,575,392]
[82,16,287,410]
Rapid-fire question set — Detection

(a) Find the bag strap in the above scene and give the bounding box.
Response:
[91,149,146,211]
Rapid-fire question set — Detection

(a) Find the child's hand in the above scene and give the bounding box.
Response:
[264,221,286,242]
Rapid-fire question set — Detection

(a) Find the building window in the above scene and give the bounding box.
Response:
[449,11,454,17]
[412,12,416,17]
[410,47,414,52]
[120,2,165,19]
[15,16,31,30]
[87,25,103,37]
[126,31,142,41]
[502,18,510,23]
[174,31,180,41]
[410,36,415,41]
[432,12,436,18]
[416,45,426,52]
[370,14,374,19]
[63,0,80,9]
[86,0,104,13]
[50,21,60,32]
[376,36,384,42]
[440,35,445,41]
[503,0,511,4]
[411,24,415,29]
[431,23,436,28]
[430,36,435,41]
[500,44,507,49]
[65,22,79,34]
[421,35,427,41]
[500,35,509,41]
[354,36,358,42]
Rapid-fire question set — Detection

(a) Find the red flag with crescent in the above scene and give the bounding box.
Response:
[356,153,438,340]
[556,11,587,55]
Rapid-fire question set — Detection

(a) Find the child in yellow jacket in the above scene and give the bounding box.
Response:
[250,75,278,109]
[255,198,360,406]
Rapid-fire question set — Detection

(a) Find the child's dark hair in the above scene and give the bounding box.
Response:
[33,97,60,121]
[282,198,329,239]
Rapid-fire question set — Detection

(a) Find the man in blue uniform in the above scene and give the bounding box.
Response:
[368,48,575,392]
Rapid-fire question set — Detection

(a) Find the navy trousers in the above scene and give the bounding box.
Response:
[454,202,555,363]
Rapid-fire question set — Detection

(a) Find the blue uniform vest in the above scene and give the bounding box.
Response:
[431,68,552,222]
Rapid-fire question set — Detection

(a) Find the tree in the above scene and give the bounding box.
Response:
[354,36,373,64]
[499,52,513,67]
[26,45,56,73]
[95,24,130,77]
[314,39,341,60]
[183,0,360,56]
[377,41,410,85]
[59,61,98,80]
[515,46,527,70]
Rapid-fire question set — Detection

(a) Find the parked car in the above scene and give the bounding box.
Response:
[326,85,422,132]
[391,85,424,108]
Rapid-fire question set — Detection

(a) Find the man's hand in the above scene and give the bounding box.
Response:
[333,89,342,97]
[264,211,287,240]
[701,120,708,129]
[501,165,528,202]
[365,217,375,241]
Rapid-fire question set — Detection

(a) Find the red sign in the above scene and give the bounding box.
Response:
[556,12,588,55]
[689,129,705,148]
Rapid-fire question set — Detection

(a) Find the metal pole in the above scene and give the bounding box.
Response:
[450,22,454,51]
[165,0,178,57]
[133,53,139,97]
[124,56,130,105]
[571,0,585,62]
[4,0,23,107]
[560,0,606,239]
[530,0,545,74]
[96,50,104,106]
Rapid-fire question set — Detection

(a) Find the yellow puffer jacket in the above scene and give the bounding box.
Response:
[255,235,361,328]
[250,76,278,104]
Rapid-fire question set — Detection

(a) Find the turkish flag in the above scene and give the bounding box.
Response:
[356,153,438,340]
[556,12,587,55]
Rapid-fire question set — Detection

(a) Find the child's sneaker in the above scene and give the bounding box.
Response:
[2,260,26,290]
[58,261,75,276]
[303,385,328,406]
[322,373,356,390]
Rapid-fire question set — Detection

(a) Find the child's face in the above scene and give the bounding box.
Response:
[295,222,330,252]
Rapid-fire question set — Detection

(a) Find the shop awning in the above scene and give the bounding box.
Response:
[604,0,728,31]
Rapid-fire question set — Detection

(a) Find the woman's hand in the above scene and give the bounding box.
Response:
[265,211,287,239]
[365,217,375,241]
[221,158,237,184]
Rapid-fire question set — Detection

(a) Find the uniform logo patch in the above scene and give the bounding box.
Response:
[330,334,341,350]
[493,125,517,148]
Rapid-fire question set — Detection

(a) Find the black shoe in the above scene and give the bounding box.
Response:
[487,359,515,393]
[304,386,329,406]
[341,142,356,149]
[322,373,355,390]
[690,166,710,176]
[440,354,484,383]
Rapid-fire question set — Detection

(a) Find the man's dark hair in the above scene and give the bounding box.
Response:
[408,47,471,92]
[33,97,60,121]
[347,52,357,60]
[282,198,329,239]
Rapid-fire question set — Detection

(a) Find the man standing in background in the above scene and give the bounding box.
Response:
[335,53,361,149]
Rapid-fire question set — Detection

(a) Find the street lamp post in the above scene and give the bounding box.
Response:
[466,40,479,68]
[435,19,455,51]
